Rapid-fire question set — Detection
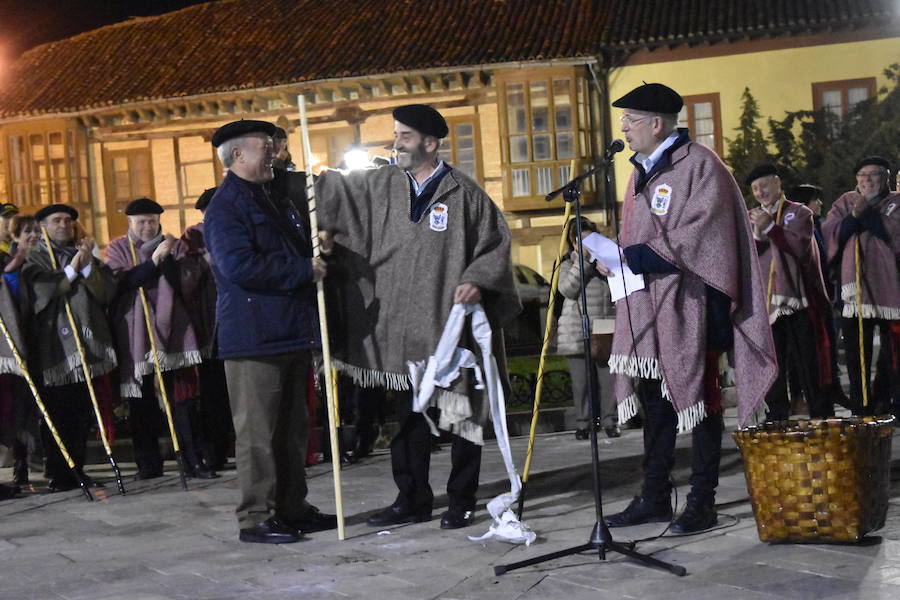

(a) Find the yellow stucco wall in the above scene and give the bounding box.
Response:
[608,37,899,201]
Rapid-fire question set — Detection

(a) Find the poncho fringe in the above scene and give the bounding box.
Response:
[42,326,118,385]
[840,283,900,320]
[332,358,411,391]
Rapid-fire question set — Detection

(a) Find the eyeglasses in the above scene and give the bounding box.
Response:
[856,170,883,179]
[619,114,654,127]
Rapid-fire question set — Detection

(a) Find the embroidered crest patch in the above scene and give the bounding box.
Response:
[429,203,448,231]
[886,202,897,217]
[783,212,796,225]
[651,184,672,215]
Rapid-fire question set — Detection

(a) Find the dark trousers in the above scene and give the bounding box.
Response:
[129,378,165,473]
[391,390,481,513]
[197,359,234,468]
[842,317,898,416]
[129,375,206,471]
[567,357,617,428]
[765,310,832,421]
[224,351,310,528]
[638,380,723,506]
[40,381,92,483]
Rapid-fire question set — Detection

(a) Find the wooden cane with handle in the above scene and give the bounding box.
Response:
[299,93,345,540]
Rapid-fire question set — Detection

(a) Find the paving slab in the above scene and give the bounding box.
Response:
[1,407,898,599]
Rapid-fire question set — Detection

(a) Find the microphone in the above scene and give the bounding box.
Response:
[605,138,625,160]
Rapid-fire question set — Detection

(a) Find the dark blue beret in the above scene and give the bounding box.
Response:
[745,163,779,186]
[612,83,683,114]
[195,187,217,211]
[392,104,449,138]
[853,156,890,174]
[35,204,78,222]
[787,184,823,205]
[212,119,277,148]
[125,197,163,215]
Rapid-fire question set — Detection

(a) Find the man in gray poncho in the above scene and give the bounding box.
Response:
[23,204,118,491]
[317,104,521,530]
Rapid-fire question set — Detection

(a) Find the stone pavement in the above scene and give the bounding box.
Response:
[1,408,899,600]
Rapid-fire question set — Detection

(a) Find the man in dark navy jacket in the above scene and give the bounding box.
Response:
[205,120,334,544]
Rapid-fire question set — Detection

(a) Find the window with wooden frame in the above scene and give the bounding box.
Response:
[175,136,221,231]
[812,77,877,118]
[498,69,591,210]
[677,93,722,156]
[3,126,91,218]
[441,116,483,185]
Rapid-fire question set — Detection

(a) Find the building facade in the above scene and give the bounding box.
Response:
[0,0,897,278]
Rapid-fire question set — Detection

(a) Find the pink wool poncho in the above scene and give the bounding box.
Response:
[609,141,777,433]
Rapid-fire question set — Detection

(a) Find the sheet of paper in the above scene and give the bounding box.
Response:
[581,232,645,302]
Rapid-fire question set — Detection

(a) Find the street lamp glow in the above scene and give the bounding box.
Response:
[343,148,370,170]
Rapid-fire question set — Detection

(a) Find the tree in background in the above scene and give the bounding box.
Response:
[725,88,772,204]
[767,63,900,208]
[725,64,899,209]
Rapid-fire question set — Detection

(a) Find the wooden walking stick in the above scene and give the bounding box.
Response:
[40,227,126,494]
[0,310,93,500]
[517,197,572,519]
[127,236,189,490]
[854,238,869,409]
[299,93,345,540]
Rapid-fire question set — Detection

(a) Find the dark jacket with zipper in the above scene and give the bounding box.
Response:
[204,169,320,359]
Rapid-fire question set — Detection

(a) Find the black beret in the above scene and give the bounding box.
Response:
[125,197,163,216]
[744,163,779,186]
[35,204,78,222]
[612,83,683,114]
[211,119,277,148]
[0,203,19,217]
[195,187,218,211]
[787,184,823,205]
[853,156,890,174]
[392,104,449,138]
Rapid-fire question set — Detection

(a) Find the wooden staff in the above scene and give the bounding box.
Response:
[127,236,189,490]
[298,93,345,540]
[854,239,868,408]
[764,199,787,311]
[0,310,93,501]
[40,227,125,494]
[517,192,573,519]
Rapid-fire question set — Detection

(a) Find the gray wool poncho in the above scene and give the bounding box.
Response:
[317,164,521,443]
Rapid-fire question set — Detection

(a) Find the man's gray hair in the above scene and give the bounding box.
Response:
[217,138,243,168]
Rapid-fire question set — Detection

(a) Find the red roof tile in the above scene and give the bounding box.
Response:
[0,0,896,118]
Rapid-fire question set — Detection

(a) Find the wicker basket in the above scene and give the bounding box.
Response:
[733,416,894,543]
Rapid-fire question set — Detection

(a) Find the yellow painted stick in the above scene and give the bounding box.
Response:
[854,238,868,408]
[127,236,188,489]
[519,159,579,502]
[299,93,345,540]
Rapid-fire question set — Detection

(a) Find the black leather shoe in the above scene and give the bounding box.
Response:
[239,517,301,544]
[574,428,589,440]
[367,504,431,527]
[136,468,164,480]
[604,424,621,438]
[671,502,717,534]
[48,479,78,493]
[286,506,338,533]
[440,507,474,530]
[0,483,20,500]
[13,459,28,486]
[185,463,220,480]
[604,496,672,527]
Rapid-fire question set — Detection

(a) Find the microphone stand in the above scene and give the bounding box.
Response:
[494,152,686,578]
